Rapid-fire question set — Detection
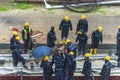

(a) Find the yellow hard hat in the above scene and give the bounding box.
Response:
[24,22,29,27]
[12,31,18,35]
[105,56,110,61]
[44,56,49,61]
[85,53,90,58]
[118,25,120,29]
[65,39,71,45]
[78,31,82,35]
[69,51,74,55]
[64,16,69,22]
[97,26,103,32]
[81,15,86,20]
[15,36,21,41]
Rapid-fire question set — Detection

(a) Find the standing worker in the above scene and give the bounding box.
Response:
[13,36,27,68]
[67,51,76,80]
[52,50,65,80]
[10,31,18,66]
[82,53,91,80]
[100,56,112,80]
[22,22,33,53]
[76,15,88,34]
[59,16,72,41]
[90,26,103,55]
[76,30,88,56]
[47,26,57,48]
[116,26,120,67]
[40,56,53,80]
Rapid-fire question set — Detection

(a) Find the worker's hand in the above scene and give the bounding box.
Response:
[30,32,33,35]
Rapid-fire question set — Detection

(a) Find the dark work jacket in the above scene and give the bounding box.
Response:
[82,59,91,75]
[76,19,88,33]
[40,60,53,76]
[10,36,16,50]
[100,61,112,79]
[59,19,72,35]
[47,28,56,48]
[92,30,103,43]
[76,32,88,44]
[117,30,120,44]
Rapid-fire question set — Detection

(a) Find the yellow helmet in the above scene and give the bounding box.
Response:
[44,56,49,61]
[69,51,74,55]
[81,15,86,20]
[65,39,71,45]
[64,16,69,22]
[97,26,103,32]
[12,31,18,36]
[24,22,29,27]
[118,25,120,29]
[105,56,110,61]
[85,53,90,58]
[15,36,21,41]
[78,31,82,35]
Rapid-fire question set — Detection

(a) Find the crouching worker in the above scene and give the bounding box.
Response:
[13,36,27,68]
[100,56,112,80]
[40,56,53,80]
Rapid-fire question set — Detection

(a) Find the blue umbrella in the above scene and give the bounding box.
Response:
[32,46,52,59]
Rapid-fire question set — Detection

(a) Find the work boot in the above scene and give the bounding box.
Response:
[90,49,93,55]
[93,48,97,54]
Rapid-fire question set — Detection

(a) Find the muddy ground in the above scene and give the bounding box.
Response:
[0,5,120,44]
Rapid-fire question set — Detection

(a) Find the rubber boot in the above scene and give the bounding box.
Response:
[90,49,93,55]
[93,48,97,54]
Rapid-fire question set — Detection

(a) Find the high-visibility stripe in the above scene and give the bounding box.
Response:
[23,28,31,40]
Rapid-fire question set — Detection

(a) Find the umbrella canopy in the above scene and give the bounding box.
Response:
[32,46,52,59]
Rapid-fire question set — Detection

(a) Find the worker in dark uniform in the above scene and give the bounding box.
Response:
[22,22,33,53]
[76,15,88,34]
[59,16,72,41]
[52,50,65,80]
[100,56,112,80]
[40,56,53,80]
[13,36,27,68]
[90,26,103,55]
[10,31,18,66]
[76,30,88,56]
[47,26,57,48]
[65,39,77,58]
[82,53,91,80]
[67,51,76,80]
[116,26,120,67]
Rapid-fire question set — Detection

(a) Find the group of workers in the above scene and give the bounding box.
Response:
[10,22,33,67]
[9,14,120,80]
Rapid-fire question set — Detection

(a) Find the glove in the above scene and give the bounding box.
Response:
[64,48,67,54]
[30,32,33,35]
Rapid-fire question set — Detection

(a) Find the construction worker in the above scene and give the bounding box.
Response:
[76,15,88,34]
[90,26,103,55]
[40,56,53,80]
[13,36,27,68]
[67,51,76,80]
[82,53,91,80]
[59,16,72,41]
[76,30,88,56]
[65,39,77,58]
[100,56,112,80]
[47,26,57,48]
[52,50,65,80]
[10,31,18,66]
[22,22,33,53]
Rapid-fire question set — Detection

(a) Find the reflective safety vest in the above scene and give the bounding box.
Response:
[23,28,32,40]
